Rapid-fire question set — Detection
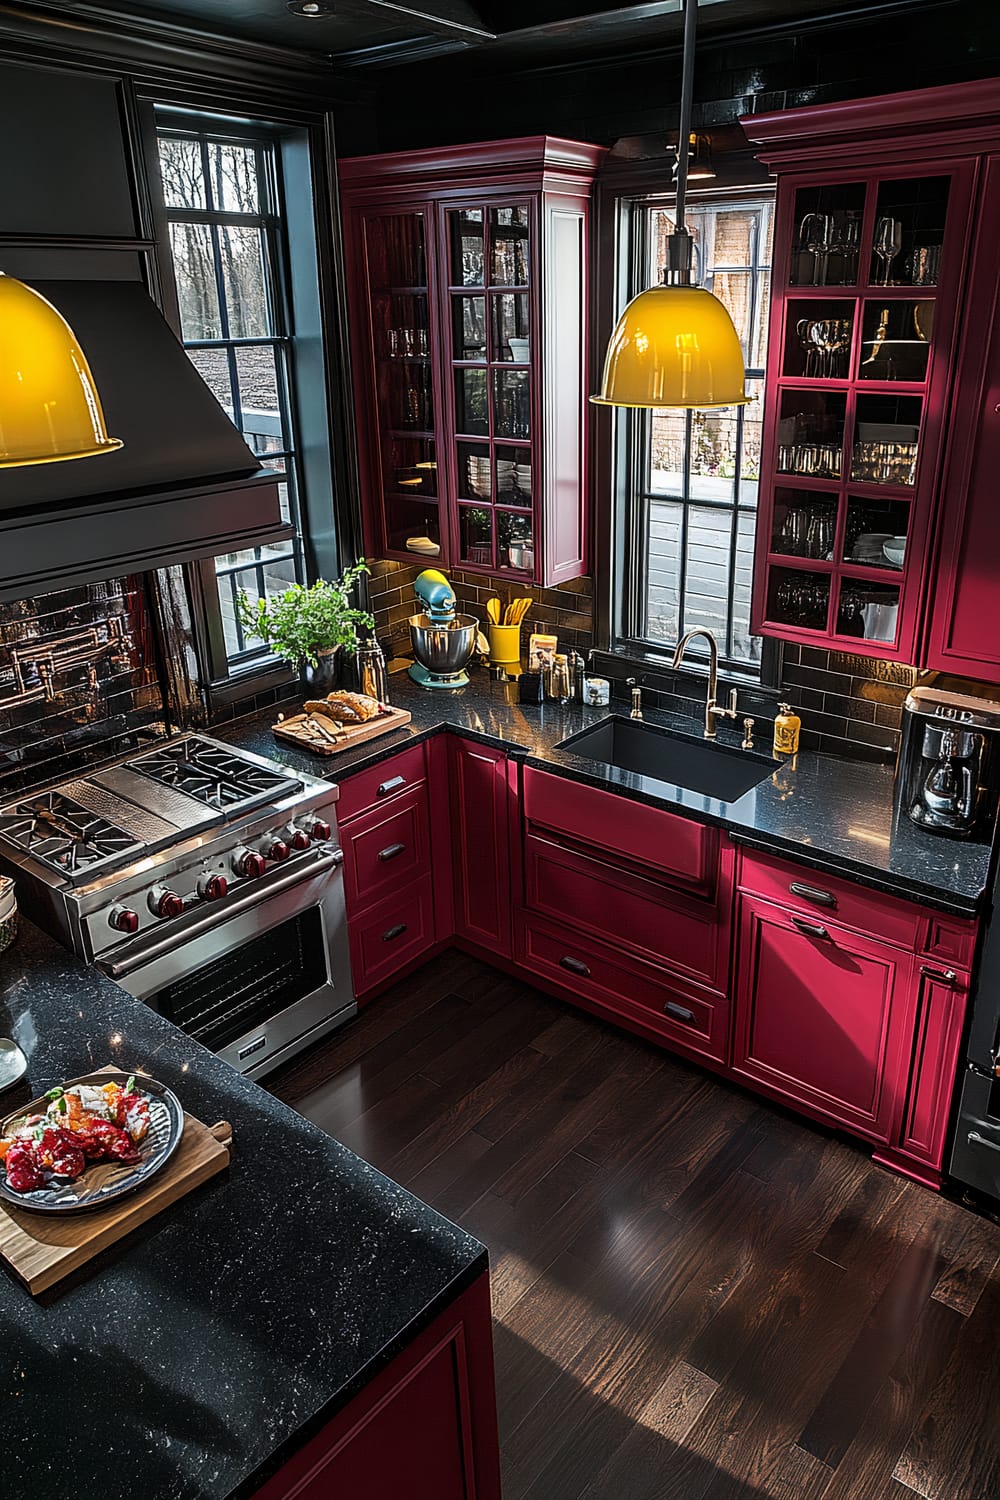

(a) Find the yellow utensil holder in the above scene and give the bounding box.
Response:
[488,623,522,675]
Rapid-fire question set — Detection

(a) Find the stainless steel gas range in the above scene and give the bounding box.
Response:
[0,734,355,1078]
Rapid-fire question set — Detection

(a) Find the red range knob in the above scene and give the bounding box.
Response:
[265,839,290,863]
[232,847,267,880]
[198,873,228,901]
[308,818,332,842]
[287,827,311,852]
[149,887,184,920]
[108,905,139,935]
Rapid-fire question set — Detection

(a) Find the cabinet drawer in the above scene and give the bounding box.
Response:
[341,784,431,916]
[920,913,978,969]
[518,915,727,1063]
[336,743,427,825]
[737,846,922,950]
[349,878,434,997]
[524,831,725,990]
[523,766,716,895]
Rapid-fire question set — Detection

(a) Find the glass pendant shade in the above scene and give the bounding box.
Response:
[592,284,748,409]
[0,274,123,467]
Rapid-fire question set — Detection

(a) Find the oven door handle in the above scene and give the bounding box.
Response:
[100,850,344,981]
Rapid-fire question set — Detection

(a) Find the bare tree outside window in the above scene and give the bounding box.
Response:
[156,125,306,667]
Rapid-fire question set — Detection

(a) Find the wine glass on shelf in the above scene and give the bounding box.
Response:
[873,217,903,285]
[829,211,861,284]
[799,212,832,286]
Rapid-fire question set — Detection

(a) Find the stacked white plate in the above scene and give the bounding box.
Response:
[515,463,532,496]
[466,455,491,497]
[852,532,893,564]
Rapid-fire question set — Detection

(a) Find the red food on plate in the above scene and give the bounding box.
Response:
[0,1077,151,1194]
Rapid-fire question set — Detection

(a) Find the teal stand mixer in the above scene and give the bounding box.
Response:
[408,569,478,689]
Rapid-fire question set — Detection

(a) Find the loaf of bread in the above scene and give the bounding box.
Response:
[303,691,381,724]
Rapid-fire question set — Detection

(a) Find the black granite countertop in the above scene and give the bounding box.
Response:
[222,671,993,916]
[0,922,486,1500]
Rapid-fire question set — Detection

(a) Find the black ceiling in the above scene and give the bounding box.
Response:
[42,0,913,70]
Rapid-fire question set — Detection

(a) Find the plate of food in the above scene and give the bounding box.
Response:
[0,1071,184,1214]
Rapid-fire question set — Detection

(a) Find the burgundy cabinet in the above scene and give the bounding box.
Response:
[732,894,907,1142]
[339,138,605,586]
[450,738,514,957]
[338,744,438,999]
[743,80,1000,671]
[734,844,976,1181]
[875,962,971,1188]
[250,1272,501,1500]
[925,154,1000,679]
[518,766,734,1064]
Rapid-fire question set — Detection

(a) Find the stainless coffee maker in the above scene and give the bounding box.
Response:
[895,682,1000,839]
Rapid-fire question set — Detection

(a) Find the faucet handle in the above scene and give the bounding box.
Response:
[728,687,739,715]
[742,717,755,751]
[626,677,643,720]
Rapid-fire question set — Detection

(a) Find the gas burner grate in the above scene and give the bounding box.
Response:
[0,792,143,877]
[125,737,295,811]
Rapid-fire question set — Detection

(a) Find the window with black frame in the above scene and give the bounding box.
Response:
[155,120,307,671]
[616,193,774,677]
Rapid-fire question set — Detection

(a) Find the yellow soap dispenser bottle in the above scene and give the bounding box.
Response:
[772,702,801,756]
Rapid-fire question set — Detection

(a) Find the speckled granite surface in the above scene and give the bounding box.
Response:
[222,670,992,915]
[0,922,485,1500]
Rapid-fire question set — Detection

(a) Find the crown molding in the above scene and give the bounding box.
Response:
[0,1,370,108]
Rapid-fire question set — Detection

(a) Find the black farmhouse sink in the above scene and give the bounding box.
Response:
[556,716,776,802]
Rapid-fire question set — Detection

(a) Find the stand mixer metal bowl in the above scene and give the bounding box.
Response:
[408,614,478,686]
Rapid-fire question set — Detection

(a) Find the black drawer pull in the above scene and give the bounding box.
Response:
[378,842,407,862]
[664,1001,696,1024]
[559,955,591,977]
[968,1131,1000,1156]
[791,915,830,940]
[382,923,408,942]
[920,965,958,985]
[789,881,837,908]
[377,775,406,797]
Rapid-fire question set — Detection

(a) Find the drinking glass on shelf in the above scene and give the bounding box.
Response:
[829,211,861,283]
[806,509,834,560]
[778,507,810,556]
[874,217,903,285]
[799,212,832,286]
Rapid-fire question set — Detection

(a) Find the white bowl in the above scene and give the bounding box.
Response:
[882,536,906,568]
[508,337,530,362]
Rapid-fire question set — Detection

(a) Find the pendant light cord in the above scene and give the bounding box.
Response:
[675,0,697,232]
[663,0,697,286]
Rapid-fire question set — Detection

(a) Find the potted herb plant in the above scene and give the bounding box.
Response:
[236,560,374,693]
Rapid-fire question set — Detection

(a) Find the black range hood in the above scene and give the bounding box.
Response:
[0,280,289,602]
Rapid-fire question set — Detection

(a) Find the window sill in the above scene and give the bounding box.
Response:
[594,642,782,696]
[209,659,297,707]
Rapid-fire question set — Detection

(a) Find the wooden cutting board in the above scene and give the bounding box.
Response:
[272,704,412,756]
[0,1113,232,1295]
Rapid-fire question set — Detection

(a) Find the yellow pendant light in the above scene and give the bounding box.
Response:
[0,273,123,468]
[592,1,747,411]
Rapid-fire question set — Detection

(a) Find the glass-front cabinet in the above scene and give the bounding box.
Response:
[340,140,605,586]
[747,135,976,660]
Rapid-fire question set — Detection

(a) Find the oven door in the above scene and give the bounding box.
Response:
[99,851,356,1078]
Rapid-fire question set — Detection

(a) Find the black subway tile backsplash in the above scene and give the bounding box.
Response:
[368,559,596,661]
[0,575,164,797]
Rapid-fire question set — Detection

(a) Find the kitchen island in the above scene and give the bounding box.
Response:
[0,922,498,1500]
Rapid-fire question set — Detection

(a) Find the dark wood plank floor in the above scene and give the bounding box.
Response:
[267,952,1000,1500]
